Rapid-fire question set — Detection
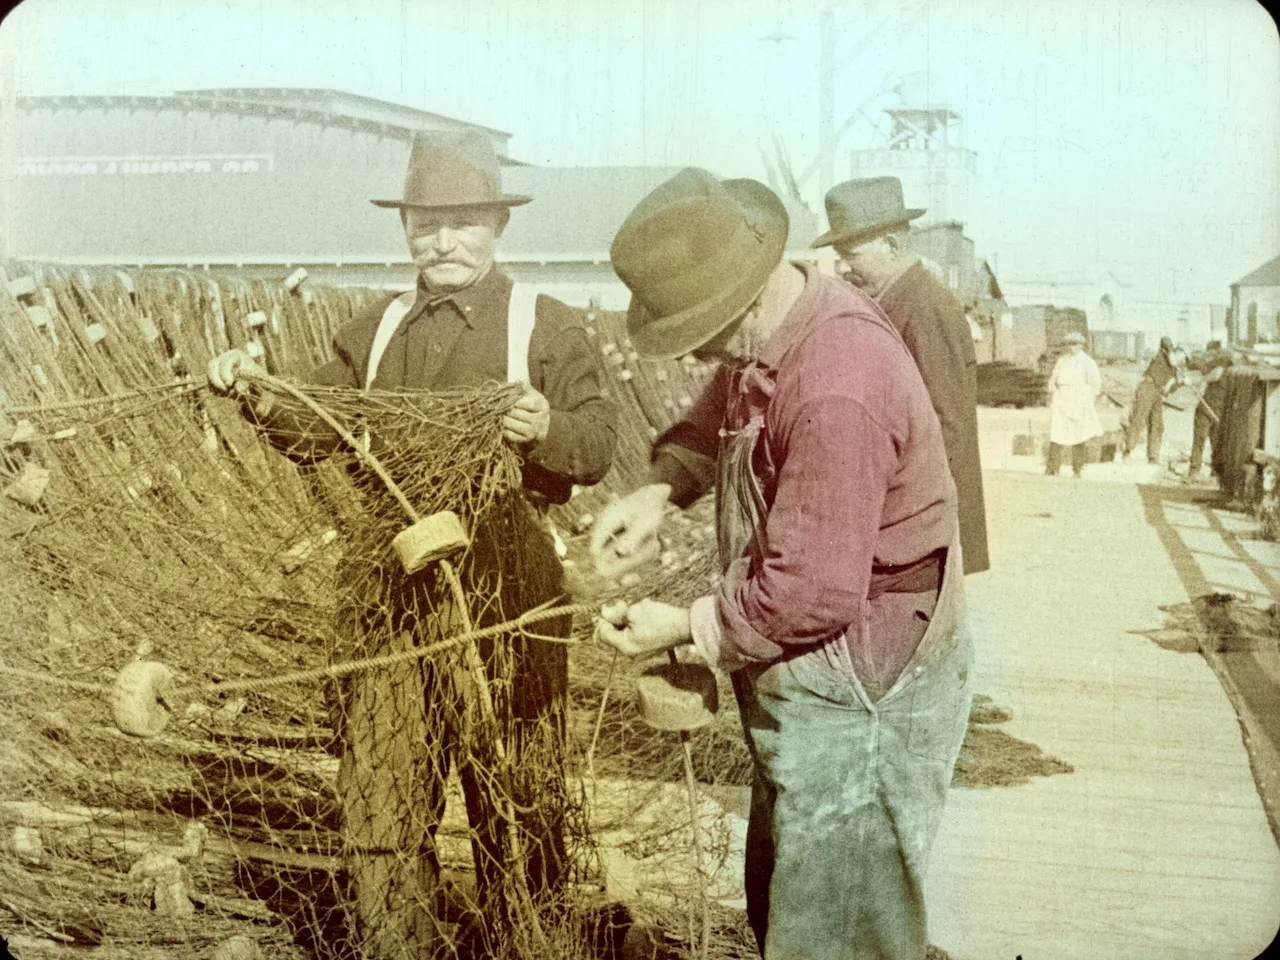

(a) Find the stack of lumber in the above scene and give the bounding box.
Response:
[976,361,1048,408]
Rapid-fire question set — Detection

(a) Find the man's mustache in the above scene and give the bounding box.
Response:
[417,256,473,268]
[840,266,871,288]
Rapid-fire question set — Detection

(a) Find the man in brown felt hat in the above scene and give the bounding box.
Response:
[814,176,989,576]
[589,168,973,960]
[207,128,616,957]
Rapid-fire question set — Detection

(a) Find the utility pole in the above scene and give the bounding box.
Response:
[0,27,15,262]
[802,2,925,204]
[817,6,835,201]
[819,6,839,203]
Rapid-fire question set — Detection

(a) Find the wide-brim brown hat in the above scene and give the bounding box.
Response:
[811,176,924,249]
[611,168,789,361]
[371,129,531,210]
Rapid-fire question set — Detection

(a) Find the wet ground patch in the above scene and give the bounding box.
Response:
[953,695,1075,788]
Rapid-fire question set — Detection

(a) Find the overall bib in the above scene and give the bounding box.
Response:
[715,362,973,960]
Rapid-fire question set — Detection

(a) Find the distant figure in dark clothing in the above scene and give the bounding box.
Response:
[815,177,990,574]
[1188,340,1234,481]
[1123,335,1182,464]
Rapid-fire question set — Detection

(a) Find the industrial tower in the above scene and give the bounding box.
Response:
[850,72,976,228]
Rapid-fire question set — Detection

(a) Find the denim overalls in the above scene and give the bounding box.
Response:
[715,361,974,960]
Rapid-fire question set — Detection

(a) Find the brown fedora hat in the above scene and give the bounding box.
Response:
[371,129,531,210]
[811,177,924,249]
[611,168,788,361]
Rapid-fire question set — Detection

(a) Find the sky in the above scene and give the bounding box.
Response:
[0,0,1277,302]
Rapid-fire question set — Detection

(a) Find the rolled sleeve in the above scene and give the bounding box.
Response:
[648,447,716,507]
[525,405,614,485]
[688,593,728,669]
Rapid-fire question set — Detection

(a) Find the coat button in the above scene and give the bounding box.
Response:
[432,344,442,353]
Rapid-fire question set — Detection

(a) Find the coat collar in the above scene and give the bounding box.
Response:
[873,258,924,305]
[409,264,512,328]
[756,261,824,371]
[724,262,830,405]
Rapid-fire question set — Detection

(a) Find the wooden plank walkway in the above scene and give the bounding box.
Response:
[926,470,1280,960]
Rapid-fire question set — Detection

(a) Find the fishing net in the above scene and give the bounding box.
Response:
[0,264,757,960]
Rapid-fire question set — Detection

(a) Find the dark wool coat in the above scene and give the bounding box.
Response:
[875,262,990,574]
[257,267,616,505]
[247,267,618,912]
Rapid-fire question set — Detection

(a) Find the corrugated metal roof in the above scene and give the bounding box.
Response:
[1234,254,1280,288]
[17,89,520,162]
[175,88,512,138]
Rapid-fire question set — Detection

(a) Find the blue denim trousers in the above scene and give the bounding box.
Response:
[731,591,973,960]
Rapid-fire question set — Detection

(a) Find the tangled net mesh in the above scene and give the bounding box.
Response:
[0,264,763,960]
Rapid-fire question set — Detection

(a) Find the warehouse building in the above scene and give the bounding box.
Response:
[4,87,819,307]
[1231,254,1280,344]
[1001,272,1226,351]
[906,220,981,300]
[7,88,513,268]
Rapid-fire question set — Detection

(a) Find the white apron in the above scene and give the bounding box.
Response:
[1049,352,1103,446]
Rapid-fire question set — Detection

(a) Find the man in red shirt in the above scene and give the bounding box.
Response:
[591,168,973,960]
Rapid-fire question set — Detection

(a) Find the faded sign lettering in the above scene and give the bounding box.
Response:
[17,154,274,176]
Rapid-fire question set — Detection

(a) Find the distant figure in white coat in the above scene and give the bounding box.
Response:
[1047,332,1103,477]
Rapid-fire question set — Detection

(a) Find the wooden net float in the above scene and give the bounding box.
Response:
[635,661,718,732]
[111,660,175,738]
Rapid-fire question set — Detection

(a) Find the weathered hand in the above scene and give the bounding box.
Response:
[207,349,271,417]
[595,598,691,658]
[502,381,551,446]
[207,349,265,394]
[589,484,671,578]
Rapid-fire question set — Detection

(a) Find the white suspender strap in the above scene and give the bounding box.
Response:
[506,283,538,384]
[368,284,535,389]
[364,291,416,391]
